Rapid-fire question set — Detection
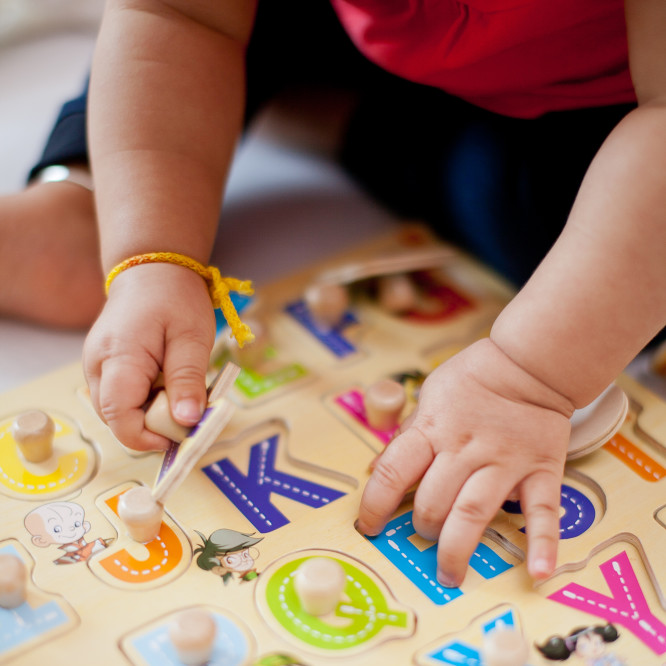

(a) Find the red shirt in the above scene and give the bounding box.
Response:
[330,0,636,118]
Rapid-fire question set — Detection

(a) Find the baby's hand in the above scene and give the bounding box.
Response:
[357,337,575,586]
[83,263,216,451]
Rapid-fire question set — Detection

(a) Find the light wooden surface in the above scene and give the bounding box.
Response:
[313,245,455,286]
[0,225,664,666]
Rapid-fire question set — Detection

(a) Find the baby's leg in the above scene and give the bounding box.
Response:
[1,79,103,328]
[340,86,635,287]
[0,178,103,328]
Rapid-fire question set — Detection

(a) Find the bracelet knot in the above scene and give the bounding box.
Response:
[105,252,255,347]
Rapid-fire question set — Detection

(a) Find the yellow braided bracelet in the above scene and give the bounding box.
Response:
[105,252,255,347]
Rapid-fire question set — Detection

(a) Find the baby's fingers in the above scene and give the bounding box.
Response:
[358,425,433,537]
[521,470,562,580]
[163,330,212,427]
[97,353,170,451]
[436,466,517,587]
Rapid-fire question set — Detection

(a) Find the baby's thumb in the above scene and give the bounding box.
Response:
[163,336,211,427]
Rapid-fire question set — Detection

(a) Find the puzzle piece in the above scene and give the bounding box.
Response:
[0,541,78,662]
[255,549,415,656]
[89,482,191,590]
[415,605,528,666]
[120,605,255,665]
[366,510,519,605]
[0,411,96,500]
[537,536,666,659]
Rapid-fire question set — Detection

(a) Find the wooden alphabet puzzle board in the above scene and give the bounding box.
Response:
[1,225,665,665]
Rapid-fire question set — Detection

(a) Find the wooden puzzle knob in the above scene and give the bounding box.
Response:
[144,390,191,443]
[304,283,349,328]
[117,486,163,543]
[0,553,27,609]
[168,608,217,665]
[481,626,529,666]
[11,410,55,463]
[376,273,419,314]
[227,316,269,368]
[294,556,346,616]
[364,378,407,431]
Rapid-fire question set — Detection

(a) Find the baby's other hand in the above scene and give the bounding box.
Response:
[83,263,216,451]
[357,338,575,586]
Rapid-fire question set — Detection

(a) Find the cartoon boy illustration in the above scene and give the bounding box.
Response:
[194,528,263,584]
[24,501,113,565]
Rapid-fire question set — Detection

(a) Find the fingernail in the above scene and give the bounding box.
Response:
[436,570,459,588]
[354,520,380,538]
[151,439,172,452]
[173,398,203,425]
[531,557,553,578]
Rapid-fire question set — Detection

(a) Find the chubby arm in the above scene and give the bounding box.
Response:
[84,0,256,450]
[493,0,666,405]
[89,0,256,271]
[358,0,666,586]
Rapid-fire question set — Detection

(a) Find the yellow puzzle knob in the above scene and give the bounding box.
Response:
[11,410,54,463]
[0,413,94,499]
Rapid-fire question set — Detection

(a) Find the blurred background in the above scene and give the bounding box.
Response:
[0,0,398,393]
